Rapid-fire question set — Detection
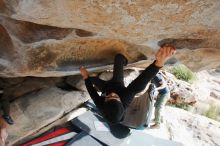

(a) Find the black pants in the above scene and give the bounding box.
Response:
[90,54,128,93]
[0,99,10,116]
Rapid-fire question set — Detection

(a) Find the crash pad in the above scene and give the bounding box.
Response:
[65,131,103,146]
[71,111,130,146]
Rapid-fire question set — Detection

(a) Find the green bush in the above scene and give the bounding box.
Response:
[169,64,197,82]
[204,105,220,120]
[167,102,193,111]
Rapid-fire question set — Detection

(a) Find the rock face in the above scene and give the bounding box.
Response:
[162,106,220,146]
[164,71,197,105]
[0,0,220,77]
[140,106,220,146]
[0,77,63,101]
[7,87,89,145]
[191,70,220,119]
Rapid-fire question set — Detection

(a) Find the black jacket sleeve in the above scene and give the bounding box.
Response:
[122,61,160,107]
[85,77,105,110]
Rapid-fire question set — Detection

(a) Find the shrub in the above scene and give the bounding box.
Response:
[169,64,197,82]
[204,104,220,120]
[167,102,193,111]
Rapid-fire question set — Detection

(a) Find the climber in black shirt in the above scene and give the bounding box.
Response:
[80,45,176,124]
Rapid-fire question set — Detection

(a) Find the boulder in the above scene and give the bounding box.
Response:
[164,72,197,105]
[164,106,220,146]
[65,75,87,91]
[99,68,140,87]
[0,0,220,77]
[0,77,62,101]
[193,70,220,102]
[6,87,90,145]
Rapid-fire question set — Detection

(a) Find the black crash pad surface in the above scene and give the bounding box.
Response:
[73,100,183,146]
[65,131,103,146]
[71,111,130,146]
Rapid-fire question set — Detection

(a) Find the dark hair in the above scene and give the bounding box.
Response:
[103,100,125,124]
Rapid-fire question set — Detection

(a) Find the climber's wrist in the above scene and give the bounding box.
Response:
[155,60,164,68]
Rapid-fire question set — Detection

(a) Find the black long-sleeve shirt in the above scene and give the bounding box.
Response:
[85,61,160,110]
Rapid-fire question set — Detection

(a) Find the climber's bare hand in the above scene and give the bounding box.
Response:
[80,66,89,80]
[155,44,176,67]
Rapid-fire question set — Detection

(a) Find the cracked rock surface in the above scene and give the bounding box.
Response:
[0,0,220,77]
